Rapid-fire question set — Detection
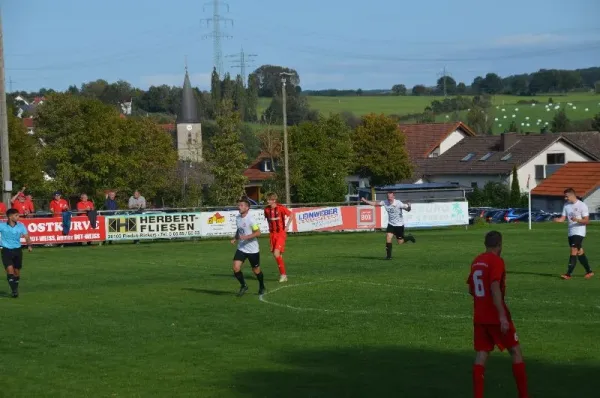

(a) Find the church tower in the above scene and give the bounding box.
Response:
[176,67,202,162]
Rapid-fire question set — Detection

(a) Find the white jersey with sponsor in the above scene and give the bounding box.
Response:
[562,200,589,237]
[380,199,408,227]
[236,213,260,253]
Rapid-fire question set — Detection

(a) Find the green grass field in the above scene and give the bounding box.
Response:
[256,93,600,134]
[2,223,599,397]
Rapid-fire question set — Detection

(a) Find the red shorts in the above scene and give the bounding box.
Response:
[269,233,287,253]
[474,323,519,352]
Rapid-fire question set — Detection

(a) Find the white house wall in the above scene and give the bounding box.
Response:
[439,130,467,155]
[515,141,592,192]
[585,188,600,213]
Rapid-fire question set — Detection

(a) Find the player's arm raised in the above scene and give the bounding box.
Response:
[490,281,509,334]
[360,197,379,206]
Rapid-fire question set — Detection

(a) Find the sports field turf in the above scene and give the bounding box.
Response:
[1,223,598,397]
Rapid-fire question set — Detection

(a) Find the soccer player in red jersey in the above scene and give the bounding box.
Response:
[467,231,529,398]
[264,192,292,283]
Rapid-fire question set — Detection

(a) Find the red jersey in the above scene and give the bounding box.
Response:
[11,200,31,215]
[50,199,69,216]
[0,202,6,216]
[264,204,292,234]
[466,252,511,325]
[77,200,95,212]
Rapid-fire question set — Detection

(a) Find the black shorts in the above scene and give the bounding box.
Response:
[233,250,260,268]
[386,224,405,239]
[568,235,584,249]
[2,248,23,269]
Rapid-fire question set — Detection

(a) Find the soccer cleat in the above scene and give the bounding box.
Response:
[561,274,571,280]
[258,287,266,295]
[279,275,288,283]
[405,235,416,243]
[236,285,249,297]
[385,256,392,260]
[585,272,595,279]
[11,291,18,298]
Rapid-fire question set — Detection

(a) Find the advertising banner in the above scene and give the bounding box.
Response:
[380,201,469,228]
[0,216,106,245]
[293,206,344,232]
[195,209,271,238]
[105,213,202,240]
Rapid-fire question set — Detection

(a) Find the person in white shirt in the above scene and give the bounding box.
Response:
[361,192,416,260]
[554,188,594,280]
[231,198,266,296]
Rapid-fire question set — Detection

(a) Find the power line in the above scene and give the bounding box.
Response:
[436,66,452,96]
[226,47,257,86]
[201,0,233,77]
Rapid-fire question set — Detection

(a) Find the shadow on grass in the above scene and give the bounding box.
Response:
[228,346,596,398]
[181,288,233,296]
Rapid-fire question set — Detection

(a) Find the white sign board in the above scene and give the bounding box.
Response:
[380,201,469,228]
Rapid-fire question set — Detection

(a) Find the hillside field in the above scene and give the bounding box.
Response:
[257,93,600,134]
[1,223,599,397]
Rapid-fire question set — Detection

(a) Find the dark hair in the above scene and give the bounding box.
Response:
[564,188,576,195]
[238,198,251,207]
[6,208,19,217]
[484,230,502,248]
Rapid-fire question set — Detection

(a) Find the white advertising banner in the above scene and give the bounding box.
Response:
[295,206,344,232]
[380,201,469,228]
[105,213,203,240]
[197,209,270,237]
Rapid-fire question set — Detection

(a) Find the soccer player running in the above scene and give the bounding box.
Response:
[361,192,415,260]
[264,193,293,282]
[467,231,529,398]
[553,188,594,279]
[231,198,266,297]
[1,209,33,298]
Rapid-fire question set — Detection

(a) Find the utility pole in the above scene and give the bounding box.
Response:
[0,8,12,205]
[437,66,451,97]
[201,0,233,77]
[226,47,257,86]
[280,72,294,205]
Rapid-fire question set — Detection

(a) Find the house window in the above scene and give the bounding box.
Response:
[428,147,440,158]
[471,182,478,188]
[461,153,475,161]
[546,153,565,164]
[501,153,512,161]
[263,160,274,172]
[187,132,192,144]
[479,152,494,161]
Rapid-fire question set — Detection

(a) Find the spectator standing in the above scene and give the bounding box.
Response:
[104,191,118,245]
[49,191,69,217]
[76,194,95,246]
[128,190,146,244]
[11,193,31,217]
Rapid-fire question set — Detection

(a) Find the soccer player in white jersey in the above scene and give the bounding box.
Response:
[361,192,416,260]
[231,198,266,296]
[554,188,594,280]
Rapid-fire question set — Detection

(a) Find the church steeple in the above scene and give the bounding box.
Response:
[177,65,200,124]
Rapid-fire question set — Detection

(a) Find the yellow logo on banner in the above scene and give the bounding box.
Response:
[108,217,137,233]
[207,212,225,224]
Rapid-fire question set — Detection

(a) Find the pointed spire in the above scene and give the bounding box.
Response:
[177,65,200,124]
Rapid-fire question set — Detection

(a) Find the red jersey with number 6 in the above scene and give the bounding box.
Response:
[466,252,511,325]
[264,205,292,234]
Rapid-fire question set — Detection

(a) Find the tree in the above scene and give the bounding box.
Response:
[257,126,282,172]
[481,73,503,95]
[509,165,521,207]
[411,85,426,96]
[206,100,248,205]
[252,65,300,97]
[467,107,493,135]
[551,109,570,133]
[244,73,259,122]
[592,113,600,131]
[391,84,407,96]
[6,109,46,195]
[210,67,221,115]
[264,93,318,126]
[595,81,600,94]
[36,94,177,201]
[471,76,484,94]
[506,120,519,133]
[232,74,246,121]
[354,114,413,188]
[456,82,467,94]
[284,114,354,203]
[436,76,457,95]
[221,73,234,102]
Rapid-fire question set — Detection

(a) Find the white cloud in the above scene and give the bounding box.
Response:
[493,33,567,47]
[140,73,211,89]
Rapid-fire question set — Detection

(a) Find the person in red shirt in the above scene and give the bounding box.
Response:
[11,193,31,217]
[467,231,529,398]
[264,192,292,283]
[76,193,95,213]
[49,191,69,217]
[0,201,6,218]
[25,194,35,214]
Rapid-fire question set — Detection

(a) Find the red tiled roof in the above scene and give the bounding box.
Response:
[531,162,600,198]
[243,152,276,182]
[398,122,476,161]
[22,118,34,128]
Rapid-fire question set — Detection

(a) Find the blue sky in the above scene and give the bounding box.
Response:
[3,0,600,92]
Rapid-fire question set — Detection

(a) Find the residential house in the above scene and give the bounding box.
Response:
[531,162,600,213]
[22,117,34,134]
[345,122,477,193]
[415,133,599,191]
[560,131,600,158]
[243,152,278,201]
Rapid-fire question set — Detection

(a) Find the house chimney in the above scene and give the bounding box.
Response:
[501,133,519,151]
